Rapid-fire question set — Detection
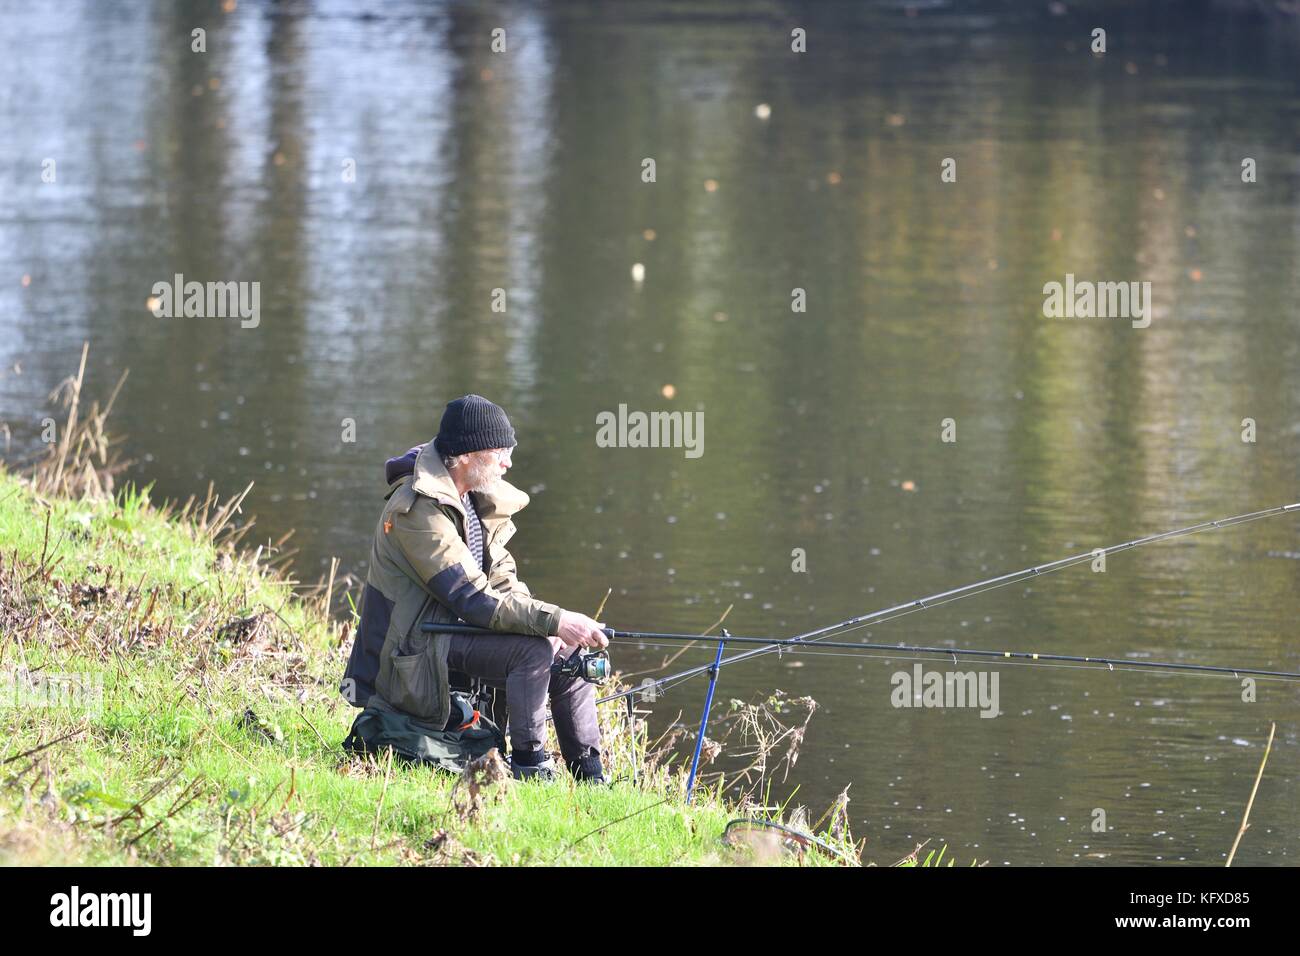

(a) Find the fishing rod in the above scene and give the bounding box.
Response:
[423,623,1300,681]
[422,501,1300,796]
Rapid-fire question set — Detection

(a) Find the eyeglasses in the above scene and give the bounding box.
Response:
[486,446,514,464]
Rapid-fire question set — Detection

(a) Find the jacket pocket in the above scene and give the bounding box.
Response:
[387,639,440,722]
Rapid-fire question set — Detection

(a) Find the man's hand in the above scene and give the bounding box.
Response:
[555,610,610,651]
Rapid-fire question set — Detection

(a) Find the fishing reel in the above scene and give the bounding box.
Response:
[551,648,611,684]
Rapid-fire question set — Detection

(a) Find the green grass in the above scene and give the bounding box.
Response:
[0,469,863,866]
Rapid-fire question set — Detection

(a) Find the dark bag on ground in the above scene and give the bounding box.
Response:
[342,692,507,773]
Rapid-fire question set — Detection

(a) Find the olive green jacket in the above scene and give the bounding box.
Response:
[341,440,562,729]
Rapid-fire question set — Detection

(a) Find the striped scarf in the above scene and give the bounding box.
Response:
[460,491,486,571]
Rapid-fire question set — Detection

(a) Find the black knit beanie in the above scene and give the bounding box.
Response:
[434,394,517,458]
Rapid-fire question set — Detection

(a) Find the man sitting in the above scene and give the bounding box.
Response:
[341,394,610,782]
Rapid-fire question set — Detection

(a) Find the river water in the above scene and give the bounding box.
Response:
[2,0,1298,864]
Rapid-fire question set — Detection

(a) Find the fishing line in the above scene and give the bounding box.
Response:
[738,504,1297,662]
[818,510,1290,644]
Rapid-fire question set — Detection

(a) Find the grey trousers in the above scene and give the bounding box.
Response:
[447,632,601,762]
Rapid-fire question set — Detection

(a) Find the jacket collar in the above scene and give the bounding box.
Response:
[408,439,530,526]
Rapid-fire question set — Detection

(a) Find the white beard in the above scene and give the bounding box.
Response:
[465,458,503,494]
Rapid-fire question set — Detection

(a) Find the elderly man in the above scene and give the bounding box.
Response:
[341,394,610,782]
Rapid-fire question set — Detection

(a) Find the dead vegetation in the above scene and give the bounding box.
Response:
[642,689,819,797]
[447,749,512,823]
[25,344,131,501]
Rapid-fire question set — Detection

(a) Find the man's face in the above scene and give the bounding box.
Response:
[463,446,513,493]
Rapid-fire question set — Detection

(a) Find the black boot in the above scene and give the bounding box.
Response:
[510,748,558,782]
[567,751,609,785]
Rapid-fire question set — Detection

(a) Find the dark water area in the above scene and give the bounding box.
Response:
[2,0,1299,864]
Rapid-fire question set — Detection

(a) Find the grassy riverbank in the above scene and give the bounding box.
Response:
[0,464,875,866]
